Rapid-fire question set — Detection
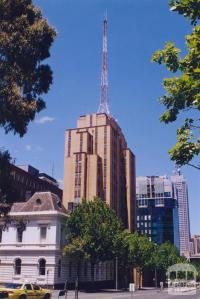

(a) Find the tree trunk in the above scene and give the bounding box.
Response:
[138,270,142,290]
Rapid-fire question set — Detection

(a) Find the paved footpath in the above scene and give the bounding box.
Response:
[52,289,200,299]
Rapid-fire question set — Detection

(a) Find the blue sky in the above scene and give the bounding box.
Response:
[0,0,199,234]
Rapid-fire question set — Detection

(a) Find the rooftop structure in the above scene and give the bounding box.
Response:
[98,16,110,115]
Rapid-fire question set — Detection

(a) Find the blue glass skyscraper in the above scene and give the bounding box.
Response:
[136,176,179,248]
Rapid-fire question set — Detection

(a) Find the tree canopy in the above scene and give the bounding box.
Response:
[64,198,123,285]
[64,199,122,265]
[0,0,56,136]
[169,0,200,25]
[152,242,184,272]
[152,0,200,169]
[115,231,155,272]
[64,199,183,288]
[0,0,56,211]
[0,149,20,214]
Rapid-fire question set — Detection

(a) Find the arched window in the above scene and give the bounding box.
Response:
[15,258,21,275]
[58,259,61,278]
[39,259,46,276]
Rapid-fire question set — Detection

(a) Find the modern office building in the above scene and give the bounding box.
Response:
[63,18,136,231]
[171,170,191,256]
[136,176,179,247]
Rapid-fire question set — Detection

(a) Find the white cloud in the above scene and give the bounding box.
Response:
[35,116,55,124]
[25,144,32,151]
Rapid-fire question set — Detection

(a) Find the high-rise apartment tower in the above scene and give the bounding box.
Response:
[63,18,136,231]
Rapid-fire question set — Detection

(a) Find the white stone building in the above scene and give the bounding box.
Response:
[0,192,113,288]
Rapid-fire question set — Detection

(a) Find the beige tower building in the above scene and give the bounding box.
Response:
[63,113,136,231]
[63,18,136,231]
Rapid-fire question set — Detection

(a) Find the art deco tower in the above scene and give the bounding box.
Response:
[63,18,136,231]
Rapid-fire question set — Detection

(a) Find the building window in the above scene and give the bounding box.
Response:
[33,284,40,290]
[58,259,61,278]
[40,227,47,242]
[17,228,23,243]
[68,130,71,157]
[137,199,148,207]
[0,227,2,243]
[14,258,21,275]
[80,133,83,152]
[90,115,93,127]
[39,259,46,276]
[155,198,164,207]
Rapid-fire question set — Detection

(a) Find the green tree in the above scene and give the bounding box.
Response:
[64,237,89,283]
[126,233,155,288]
[64,198,123,287]
[0,0,56,211]
[113,231,156,288]
[0,149,20,214]
[152,242,184,277]
[152,0,200,169]
[169,0,200,25]
[0,0,56,136]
